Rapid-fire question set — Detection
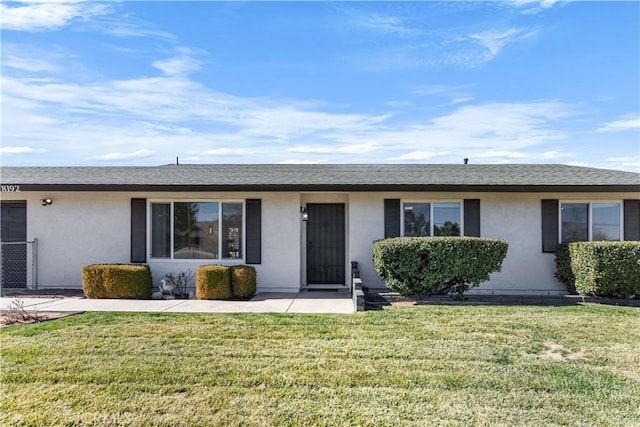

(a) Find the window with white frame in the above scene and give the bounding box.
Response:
[403,202,462,237]
[150,201,244,260]
[560,202,621,243]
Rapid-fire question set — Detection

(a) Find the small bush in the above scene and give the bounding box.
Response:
[196,265,232,300]
[568,241,640,298]
[554,243,576,294]
[231,265,257,299]
[82,264,152,299]
[373,237,508,299]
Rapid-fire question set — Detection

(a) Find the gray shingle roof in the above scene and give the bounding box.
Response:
[1,164,638,192]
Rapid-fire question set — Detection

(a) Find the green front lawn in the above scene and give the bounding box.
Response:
[2,305,639,426]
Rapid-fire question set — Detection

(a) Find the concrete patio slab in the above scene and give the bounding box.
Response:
[287,290,354,314]
[1,298,65,310]
[0,291,354,314]
[163,293,295,313]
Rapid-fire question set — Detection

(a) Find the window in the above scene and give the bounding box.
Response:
[150,201,243,260]
[560,202,621,243]
[403,202,461,237]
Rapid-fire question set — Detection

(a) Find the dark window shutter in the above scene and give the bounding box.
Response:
[463,199,481,237]
[624,199,640,241]
[541,199,559,253]
[384,199,401,238]
[246,199,262,264]
[130,198,147,263]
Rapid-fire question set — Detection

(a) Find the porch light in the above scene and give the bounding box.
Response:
[41,198,53,206]
[301,207,309,222]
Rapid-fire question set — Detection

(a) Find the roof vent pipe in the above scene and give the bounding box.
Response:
[464,158,469,165]
[176,156,179,165]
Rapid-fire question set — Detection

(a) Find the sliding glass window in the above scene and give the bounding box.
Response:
[150,201,243,260]
[560,202,621,243]
[403,202,462,237]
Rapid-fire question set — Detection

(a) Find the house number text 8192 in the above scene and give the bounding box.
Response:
[1,185,21,192]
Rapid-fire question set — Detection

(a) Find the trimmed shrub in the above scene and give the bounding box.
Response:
[554,243,576,294]
[569,241,640,298]
[196,265,232,300]
[82,264,152,299]
[373,237,508,299]
[231,265,257,299]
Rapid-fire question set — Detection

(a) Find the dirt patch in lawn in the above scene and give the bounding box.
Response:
[1,297,84,328]
[538,341,588,362]
[0,310,83,327]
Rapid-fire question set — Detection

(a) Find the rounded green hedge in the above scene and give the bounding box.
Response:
[557,241,640,298]
[196,265,232,300]
[231,265,257,299]
[82,264,152,299]
[373,237,508,298]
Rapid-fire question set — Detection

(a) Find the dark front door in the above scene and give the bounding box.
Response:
[1,201,27,289]
[306,203,345,285]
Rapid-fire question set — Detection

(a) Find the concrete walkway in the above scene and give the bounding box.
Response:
[0,290,355,314]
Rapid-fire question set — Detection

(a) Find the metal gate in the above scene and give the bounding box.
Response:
[0,239,37,290]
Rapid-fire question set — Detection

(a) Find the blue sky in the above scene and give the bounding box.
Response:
[1,1,639,171]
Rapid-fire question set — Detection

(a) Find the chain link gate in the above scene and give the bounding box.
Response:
[0,239,37,291]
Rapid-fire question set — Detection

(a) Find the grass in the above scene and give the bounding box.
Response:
[1,304,639,426]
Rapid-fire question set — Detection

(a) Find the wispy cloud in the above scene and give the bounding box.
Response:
[507,0,571,15]
[90,149,154,161]
[195,148,257,156]
[467,28,539,63]
[473,149,570,162]
[354,13,422,38]
[2,44,64,73]
[0,1,111,32]
[361,27,539,69]
[152,47,205,76]
[1,146,48,155]
[388,151,451,161]
[596,114,640,132]
[278,159,328,164]
[475,150,530,159]
[288,142,380,155]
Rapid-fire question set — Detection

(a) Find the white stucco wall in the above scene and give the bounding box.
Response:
[2,191,302,292]
[3,190,636,295]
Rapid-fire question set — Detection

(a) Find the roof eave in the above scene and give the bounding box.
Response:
[8,183,640,193]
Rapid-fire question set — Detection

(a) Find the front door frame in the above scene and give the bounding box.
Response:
[305,203,346,287]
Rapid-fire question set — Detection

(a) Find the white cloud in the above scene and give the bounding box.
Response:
[471,149,570,163]
[604,156,640,172]
[0,1,111,32]
[387,100,411,108]
[451,97,474,105]
[476,150,529,159]
[1,146,48,154]
[3,51,60,73]
[355,14,422,37]
[539,150,568,160]
[278,159,328,164]
[196,148,257,156]
[361,24,539,71]
[596,115,640,132]
[152,47,205,76]
[90,149,154,161]
[288,142,380,154]
[469,28,539,62]
[388,151,451,161]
